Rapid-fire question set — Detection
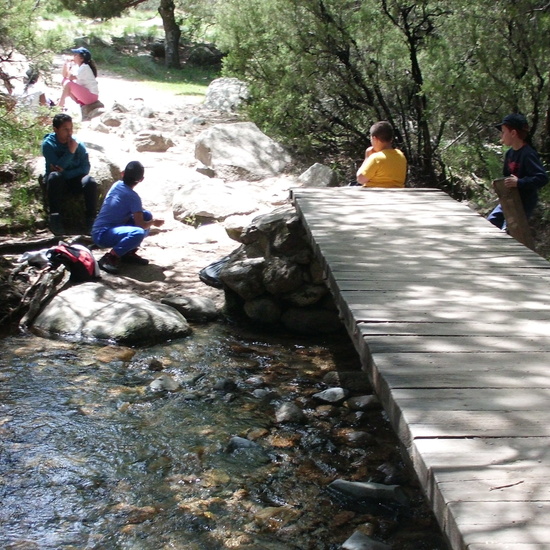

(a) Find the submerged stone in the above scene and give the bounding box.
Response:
[342,531,392,550]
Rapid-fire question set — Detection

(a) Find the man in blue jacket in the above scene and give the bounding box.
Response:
[42,113,97,235]
[488,113,548,229]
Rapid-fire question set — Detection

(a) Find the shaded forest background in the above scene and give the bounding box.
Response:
[2,0,550,252]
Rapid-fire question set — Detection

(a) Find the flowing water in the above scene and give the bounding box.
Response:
[0,323,448,549]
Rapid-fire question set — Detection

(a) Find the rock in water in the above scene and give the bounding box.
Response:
[32,282,191,345]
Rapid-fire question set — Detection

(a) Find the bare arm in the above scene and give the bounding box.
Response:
[132,211,165,230]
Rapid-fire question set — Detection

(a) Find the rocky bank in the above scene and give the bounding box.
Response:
[4,65,344,342]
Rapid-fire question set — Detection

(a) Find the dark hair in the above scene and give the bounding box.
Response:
[123,161,145,185]
[23,68,39,94]
[86,59,98,78]
[370,121,394,143]
[53,113,73,128]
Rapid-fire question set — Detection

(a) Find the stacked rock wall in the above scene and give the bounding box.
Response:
[220,206,342,334]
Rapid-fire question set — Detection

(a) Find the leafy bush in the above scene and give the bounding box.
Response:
[0,107,48,166]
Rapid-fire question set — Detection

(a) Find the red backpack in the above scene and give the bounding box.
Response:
[47,242,101,282]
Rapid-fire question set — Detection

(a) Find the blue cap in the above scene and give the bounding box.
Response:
[71,47,91,63]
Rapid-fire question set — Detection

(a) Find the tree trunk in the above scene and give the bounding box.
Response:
[158,0,181,69]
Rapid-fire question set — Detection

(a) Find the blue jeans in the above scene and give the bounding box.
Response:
[488,200,535,231]
[487,204,506,230]
[92,211,152,257]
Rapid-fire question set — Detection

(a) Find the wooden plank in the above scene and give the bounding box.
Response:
[339,280,550,294]
[493,178,536,251]
[320,250,548,268]
[320,249,549,268]
[339,288,550,307]
[446,501,550,548]
[371,352,550,389]
[437,478,550,502]
[364,335,550,353]
[412,437,550,491]
[412,438,550,548]
[343,303,550,320]
[326,259,550,271]
[378,387,550,442]
[385,387,550,439]
[334,274,550,291]
[358,320,550,338]
[403,409,550,438]
[391,387,550,410]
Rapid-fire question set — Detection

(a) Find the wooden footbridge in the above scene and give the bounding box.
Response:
[291,187,550,550]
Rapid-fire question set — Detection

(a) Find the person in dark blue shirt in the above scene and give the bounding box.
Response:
[488,113,548,229]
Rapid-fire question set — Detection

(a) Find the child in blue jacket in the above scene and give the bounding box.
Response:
[488,113,548,229]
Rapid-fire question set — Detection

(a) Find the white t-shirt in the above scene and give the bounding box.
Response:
[74,63,99,95]
[13,82,45,107]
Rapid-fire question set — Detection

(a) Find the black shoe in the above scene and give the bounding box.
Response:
[98,252,120,274]
[49,214,65,236]
[121,249,149,265]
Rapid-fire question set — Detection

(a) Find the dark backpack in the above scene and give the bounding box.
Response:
[47,242,101,282]
[198,255,231,289]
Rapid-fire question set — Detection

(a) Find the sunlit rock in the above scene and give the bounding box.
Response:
[194,122,291,180]
[32,282,191,345]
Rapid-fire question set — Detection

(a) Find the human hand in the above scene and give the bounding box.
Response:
[504,175,518,188]
[50,164,63,173]
[365,146,374,159]
[153,219,165,228]
[67,137,77,154]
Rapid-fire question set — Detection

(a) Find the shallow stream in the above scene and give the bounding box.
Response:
[0,322,448,549]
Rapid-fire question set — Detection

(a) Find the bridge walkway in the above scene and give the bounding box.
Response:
[291,187,550,550]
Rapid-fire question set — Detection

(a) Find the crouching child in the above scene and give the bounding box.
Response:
[91,161,164,274]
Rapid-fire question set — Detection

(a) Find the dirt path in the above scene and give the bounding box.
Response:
[49,62,243,309]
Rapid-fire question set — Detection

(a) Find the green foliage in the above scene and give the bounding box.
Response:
[215,0,550,190]
[0,0,39,53]
[58,0,139,19]
[89,41,217,94]
[0,107,48,166]
[0,106,48,230]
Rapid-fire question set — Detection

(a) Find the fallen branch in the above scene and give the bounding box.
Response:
[18,265,70,329]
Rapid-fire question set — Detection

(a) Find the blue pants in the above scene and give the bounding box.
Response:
[488,201,535,231]
[46,172,97,218]
[92,211,152,257]
[487,204,506,230]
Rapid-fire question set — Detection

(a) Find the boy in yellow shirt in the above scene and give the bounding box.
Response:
[356,121,407,188]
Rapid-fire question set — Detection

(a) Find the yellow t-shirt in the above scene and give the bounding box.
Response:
[358,148,407,188]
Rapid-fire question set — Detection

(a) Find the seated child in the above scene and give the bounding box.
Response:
[356,121,407,188]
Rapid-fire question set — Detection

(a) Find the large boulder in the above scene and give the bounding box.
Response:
[298,163,339,187]
[172,176,262,224]
[84,146,122,199]
[32,282,191,345]
[172,173,300,225]
[194,122,292,181]
[203,77,249,112]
